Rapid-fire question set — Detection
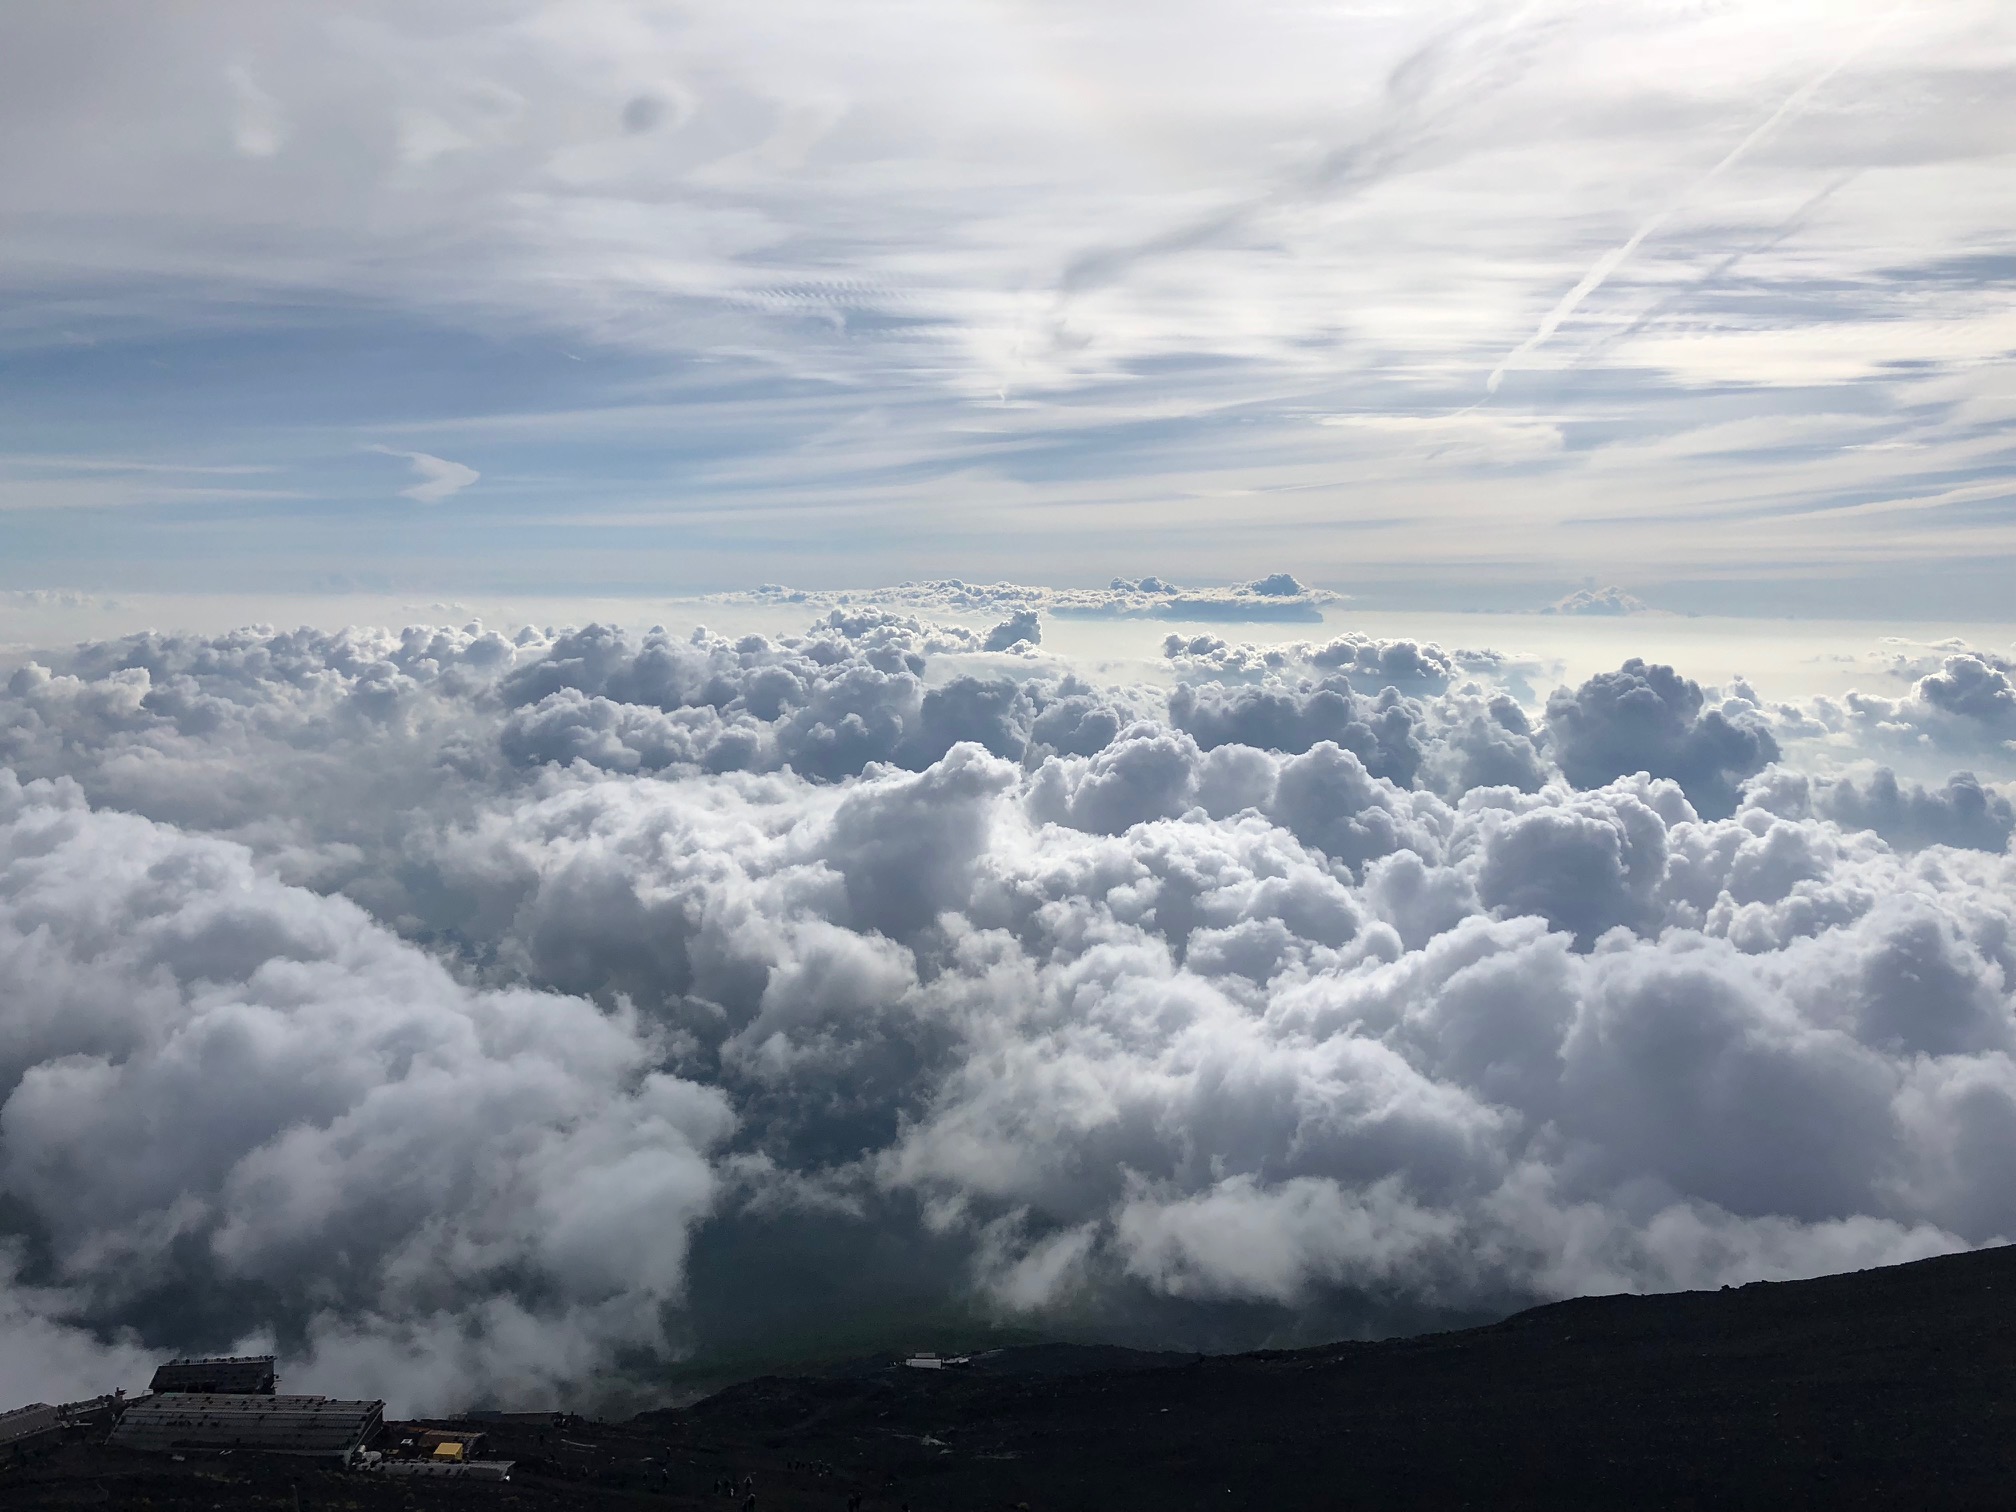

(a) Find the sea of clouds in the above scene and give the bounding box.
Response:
[2,587,2014,1411]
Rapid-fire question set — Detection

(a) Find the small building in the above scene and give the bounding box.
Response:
[416,1427,488,1457]
[109,1393,384,1461]
[149,1355,277,1396]
[1,1403,61,1461]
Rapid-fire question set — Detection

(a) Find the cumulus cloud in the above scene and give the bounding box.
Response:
[0,771,729,1409]
[1546,658,1779,819]
[983,609,1042,653]
[1748,767,2016,855]
[492,613,1138,783]
[1836,652,2016,758]
[1545,586,1650,616]
[724,575,1344,623]
[0,604,2012,1413]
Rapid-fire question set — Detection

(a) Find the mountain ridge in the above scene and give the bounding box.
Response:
[7,1243,2015,1508]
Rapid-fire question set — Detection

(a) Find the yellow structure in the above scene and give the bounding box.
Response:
[431,1440,466,1462]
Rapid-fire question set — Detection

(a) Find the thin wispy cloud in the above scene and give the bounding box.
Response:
[0,454,300,511]
[367,445,481,504]
[0,0,2006,605]
[1486,5,1905,393]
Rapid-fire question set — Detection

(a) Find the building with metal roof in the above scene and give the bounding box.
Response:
[1,1403,61,1460]
[148,1355,277,1395]
[109,1393,383,1460]
[415,1427,488,1456]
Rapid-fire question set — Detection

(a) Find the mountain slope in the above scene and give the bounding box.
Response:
[661,1242,2016,1509]
[7,1244,2015,1509]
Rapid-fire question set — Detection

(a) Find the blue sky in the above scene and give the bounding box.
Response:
[2,0,2012,612]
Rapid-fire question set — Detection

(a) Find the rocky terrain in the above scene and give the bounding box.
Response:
[6,1243,2015,1510]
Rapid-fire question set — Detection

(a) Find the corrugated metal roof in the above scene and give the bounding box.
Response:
[109,1393,383,1459]
[1,1403,60,1447]
[149,1356,277,1395]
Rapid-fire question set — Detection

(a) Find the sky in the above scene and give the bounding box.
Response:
[3,1,2016,1421]
[1,0,2013,611]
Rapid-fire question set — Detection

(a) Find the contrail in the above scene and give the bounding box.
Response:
[1486,8,1902,393]
[1055,3,1562,297]
[1569,171,1857,372]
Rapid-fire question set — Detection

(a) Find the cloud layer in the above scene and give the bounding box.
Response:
[1,603,2012,1411]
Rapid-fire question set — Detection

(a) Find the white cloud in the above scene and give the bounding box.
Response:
[1544,586,1649,617]
[0,600,2011,1407]
[1485,5,1903,393]
[1,3,2011,593]
[369,445,480,504]
[0,767,729,1412]
[224,62,287,159]
[713,575,1345,623]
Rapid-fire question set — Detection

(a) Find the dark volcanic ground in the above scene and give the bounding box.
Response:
[7,1243,2016,1510]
